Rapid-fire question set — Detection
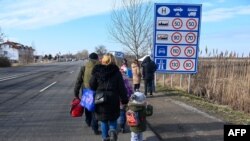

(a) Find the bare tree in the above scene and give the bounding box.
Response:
[75,49,88,60]
[109,0,153,59]
[0,27,5,43]
[95,45,107,56]
[48,54,53,60]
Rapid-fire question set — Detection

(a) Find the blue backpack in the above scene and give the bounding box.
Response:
[127,68,133,78]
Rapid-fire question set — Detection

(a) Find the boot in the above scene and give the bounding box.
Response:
[119,124,125,133]
[109,130,117,141]
[102,138,110,141]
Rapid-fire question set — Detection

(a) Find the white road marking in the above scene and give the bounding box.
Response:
[69,71,74,74]
[0,73,31,82]
[39,81,57,92]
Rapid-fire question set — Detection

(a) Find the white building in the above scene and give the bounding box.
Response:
[0,41,35,63]
[0,41,19,61]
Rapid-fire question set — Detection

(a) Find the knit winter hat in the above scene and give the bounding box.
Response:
[89,53,98,60]
[131,91,146,104]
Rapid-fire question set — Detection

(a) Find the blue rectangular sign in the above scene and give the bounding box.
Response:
[153,3,202,74]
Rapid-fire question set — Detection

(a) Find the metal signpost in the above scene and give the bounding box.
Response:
[153,3,202,74]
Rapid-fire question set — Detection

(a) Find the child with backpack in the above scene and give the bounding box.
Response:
[126,91,153,141]
[118,68,133,133]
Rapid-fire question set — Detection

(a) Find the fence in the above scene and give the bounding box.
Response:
[156,58,250,113]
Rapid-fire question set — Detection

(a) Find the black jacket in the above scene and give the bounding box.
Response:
[89,64,129,121]
[141,56,157,80]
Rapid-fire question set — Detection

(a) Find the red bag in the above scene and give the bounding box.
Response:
[70,98,84,117]
[126,110,140,126]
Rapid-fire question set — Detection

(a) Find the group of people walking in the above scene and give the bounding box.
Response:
[74,52,156,141]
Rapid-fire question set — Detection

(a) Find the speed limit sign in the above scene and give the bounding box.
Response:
[171,32,182,43]
[169,59,180,70]
[170,46,181,57]
[186,19,197,30]
[184,46,195,57]
[185,32,196,44]
[183,60,194,70]
[172,18,183,29]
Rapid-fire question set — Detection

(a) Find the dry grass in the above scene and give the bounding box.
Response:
[156,58,250,113]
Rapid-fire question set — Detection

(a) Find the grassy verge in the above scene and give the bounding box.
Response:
[156,85,250,125]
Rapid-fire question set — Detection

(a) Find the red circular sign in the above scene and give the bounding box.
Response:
[171,32,182,43]
[185,32,196,44]
[184,46,195,57]
[186,18,197,30]
[170,46,181,57]
[183,60,194,70]
[172,18,183,29]
[169,59,180,70]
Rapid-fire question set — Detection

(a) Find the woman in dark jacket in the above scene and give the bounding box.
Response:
[89,53,129,141]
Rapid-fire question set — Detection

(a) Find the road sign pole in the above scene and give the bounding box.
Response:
[163,74,165,86]
[180,74,182,88]
[188,74,191,93]
[154,73,157,92]
[171,74,173,88]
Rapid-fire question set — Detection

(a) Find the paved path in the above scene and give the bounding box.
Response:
[146,93,224,141]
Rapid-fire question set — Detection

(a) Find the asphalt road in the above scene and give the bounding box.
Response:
[0,61,96,141]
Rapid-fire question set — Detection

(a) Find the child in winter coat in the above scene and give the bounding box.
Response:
[126,91,153,141]
[118,69,133,133]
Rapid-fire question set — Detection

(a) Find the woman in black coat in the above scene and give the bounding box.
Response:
[89,53,128,141]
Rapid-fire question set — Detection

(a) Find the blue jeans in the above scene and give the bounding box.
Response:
[131,132,143,141]
[117,109,126,128]
[100,120,117,139]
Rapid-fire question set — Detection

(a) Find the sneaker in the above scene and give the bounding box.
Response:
[109,130,117,141]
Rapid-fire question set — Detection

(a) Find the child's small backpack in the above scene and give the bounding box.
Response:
[126,110,140,126]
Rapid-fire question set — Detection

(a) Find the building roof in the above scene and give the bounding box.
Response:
[0,41,34,51]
